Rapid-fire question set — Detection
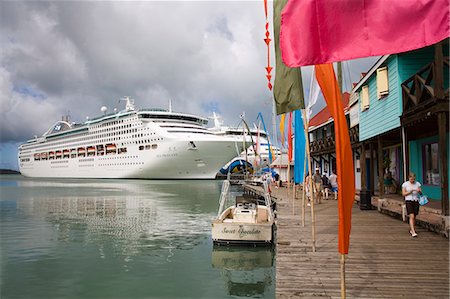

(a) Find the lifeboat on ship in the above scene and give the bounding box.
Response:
[41,152,47,160]
[34,153,40,161]
[106,144,117,154]
[77,147,86,157]
[87,146,96,156]
[55,150,62,159]
[63,149,70,158]
[48,151,55,159]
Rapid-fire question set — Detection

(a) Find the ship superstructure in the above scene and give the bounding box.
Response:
[208,112,281,170]
[18,98,238,179]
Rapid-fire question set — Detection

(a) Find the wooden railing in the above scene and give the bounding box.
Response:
[310,126,359,155]
[401,56,449,116]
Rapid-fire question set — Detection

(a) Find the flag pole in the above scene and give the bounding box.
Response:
[287,157,291,192]
[292,165,295,215]
[340,254,346,299]
[302,146,307,227]
[302,109,316,252]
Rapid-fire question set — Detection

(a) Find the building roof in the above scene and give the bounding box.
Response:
[308,92,351,130]
[351,55,390,93]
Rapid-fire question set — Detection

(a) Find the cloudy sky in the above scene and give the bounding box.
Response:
[0,1,377,170]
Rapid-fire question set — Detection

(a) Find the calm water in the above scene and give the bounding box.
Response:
[0,175,275,299]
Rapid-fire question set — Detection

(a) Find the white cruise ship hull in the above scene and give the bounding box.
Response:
[20,138,237,179]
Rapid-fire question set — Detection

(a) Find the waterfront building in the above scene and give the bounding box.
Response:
[308,92,361,188]
[304,39,448,216]
[352,40,448,215]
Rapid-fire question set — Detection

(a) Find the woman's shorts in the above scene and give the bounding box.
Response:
[331,187,338,192]
[406,201,420,216]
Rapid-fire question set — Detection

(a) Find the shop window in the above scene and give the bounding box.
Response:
[422,143,440,186]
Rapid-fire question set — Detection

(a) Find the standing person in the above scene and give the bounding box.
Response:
[266,173,273,194]
[274,172,280,188]
[321,172,331,199]
[329,171,338,200]
[313,168,323,204]
[305,172,311,206]
[402,172,422,237]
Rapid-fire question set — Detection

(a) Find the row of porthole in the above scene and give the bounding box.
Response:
[50,160,69,164]
[99,162,145,166]
[99,156,138,160]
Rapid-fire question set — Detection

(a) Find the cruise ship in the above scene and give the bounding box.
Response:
[18,97,239,179]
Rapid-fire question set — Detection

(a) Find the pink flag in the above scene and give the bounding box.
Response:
[280,0,449,67]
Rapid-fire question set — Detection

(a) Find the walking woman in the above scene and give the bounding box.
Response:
[402,172,422,237]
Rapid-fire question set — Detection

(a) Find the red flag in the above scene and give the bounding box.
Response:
[263,0,273,90]
[280,0,449,67]
[315,64,355,254]
[287,112,293,162]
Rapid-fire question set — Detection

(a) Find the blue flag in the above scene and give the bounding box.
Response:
[257,112,273,163]
[294,110,306,183]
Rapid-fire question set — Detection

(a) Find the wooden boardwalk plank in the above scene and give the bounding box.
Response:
[248,185,449,298]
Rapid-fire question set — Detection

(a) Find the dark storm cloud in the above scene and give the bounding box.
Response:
[0,0,377,146]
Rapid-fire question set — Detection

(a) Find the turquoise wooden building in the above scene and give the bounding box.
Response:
[352,40,448,215]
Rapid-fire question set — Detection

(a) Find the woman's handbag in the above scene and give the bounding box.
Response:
[419,194,429,206]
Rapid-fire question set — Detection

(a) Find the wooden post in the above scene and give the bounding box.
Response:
[360,143,366,191]
[303,109,316,252]
[292,172,296,216]
[340,254,346,299]
[302,150,307,227]
[378,137,384,197]
[434,42,444,100]
[287,162,293,215]
[438,112,449,216]
[369,142,375,195]
[401,126,409,183]
[287,158,291,196]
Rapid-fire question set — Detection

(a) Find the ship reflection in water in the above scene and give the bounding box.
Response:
[212,246,275,297]
[14,179,215,261]
[1,176,274,298]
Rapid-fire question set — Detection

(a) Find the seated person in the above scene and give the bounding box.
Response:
[384,171,394,194]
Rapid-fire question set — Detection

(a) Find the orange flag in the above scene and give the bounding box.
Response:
[280,113,286,145]
[315,64,355,254]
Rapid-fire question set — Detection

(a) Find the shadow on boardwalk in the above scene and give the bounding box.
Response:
[255,186,449,298]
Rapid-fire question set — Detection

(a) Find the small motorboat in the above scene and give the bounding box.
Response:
[212,180,275,246]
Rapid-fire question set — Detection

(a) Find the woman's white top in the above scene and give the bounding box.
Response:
[402,181,421,201]
[329,174,338,187]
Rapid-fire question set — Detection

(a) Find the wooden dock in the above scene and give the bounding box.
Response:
[245,185,449,298]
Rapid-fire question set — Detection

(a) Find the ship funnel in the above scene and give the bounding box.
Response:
[210,112,223,131]
[119,96,135,111]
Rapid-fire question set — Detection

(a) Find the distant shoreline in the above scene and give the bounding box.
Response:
[0,169,20,174]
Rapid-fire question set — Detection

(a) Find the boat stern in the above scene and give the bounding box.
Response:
[211,221,273,246]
